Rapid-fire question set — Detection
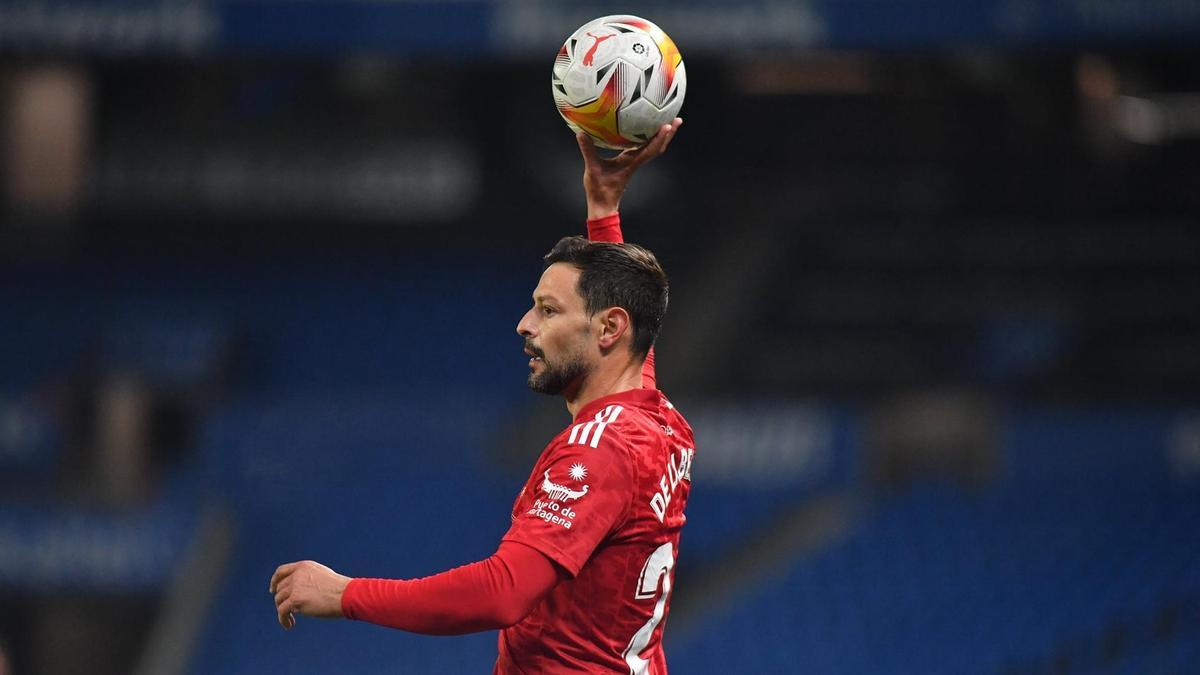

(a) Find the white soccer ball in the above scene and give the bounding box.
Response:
[551,15,687,150]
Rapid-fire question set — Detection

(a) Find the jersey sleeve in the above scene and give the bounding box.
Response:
[340,540,562,635]
[501,430,636,576]
[586,213,658,388]
[586,213,624,243]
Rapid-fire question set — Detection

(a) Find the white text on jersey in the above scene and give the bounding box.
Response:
[650,447,694,523]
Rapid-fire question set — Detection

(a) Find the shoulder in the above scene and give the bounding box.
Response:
[660,395,696,443]
[561,401,660,454]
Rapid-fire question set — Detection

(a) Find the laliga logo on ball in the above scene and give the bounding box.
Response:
[551,15,687,149]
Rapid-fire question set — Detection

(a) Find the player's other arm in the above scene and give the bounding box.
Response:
[269,541,563,634]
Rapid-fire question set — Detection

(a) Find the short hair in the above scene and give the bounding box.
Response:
[543,236,669,358]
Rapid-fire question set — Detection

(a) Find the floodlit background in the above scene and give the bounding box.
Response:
[2,2,1200,673]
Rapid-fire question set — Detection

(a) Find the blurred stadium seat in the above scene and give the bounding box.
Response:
[666,411,1200,674]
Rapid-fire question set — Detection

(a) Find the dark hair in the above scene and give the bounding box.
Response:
[543,236,669,358]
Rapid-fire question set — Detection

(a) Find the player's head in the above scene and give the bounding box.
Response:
[517,236,669,396]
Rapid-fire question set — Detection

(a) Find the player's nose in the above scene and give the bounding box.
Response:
[516,308,536,337]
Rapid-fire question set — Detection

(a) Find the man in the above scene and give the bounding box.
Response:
[270,118,692,674]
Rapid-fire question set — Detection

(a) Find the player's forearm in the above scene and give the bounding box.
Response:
[340,542,560,635]
[343,561,523,634]
[584,181,623,222]
[342,575,510,635]
[587,200,620,221]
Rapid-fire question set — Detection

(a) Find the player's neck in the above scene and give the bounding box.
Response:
[565,358,644,420]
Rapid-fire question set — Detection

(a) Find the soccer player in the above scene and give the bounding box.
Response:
[270,118,692,674]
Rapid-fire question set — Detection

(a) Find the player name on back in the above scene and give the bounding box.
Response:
[650,446,693,523]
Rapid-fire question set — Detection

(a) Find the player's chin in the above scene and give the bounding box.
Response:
[526,375,546,394]
[527,372,559,396]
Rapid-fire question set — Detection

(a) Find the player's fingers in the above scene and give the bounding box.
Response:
[658,118,683,148]
[274,586,291,611]
[633,118,681,164]
[613,147,644,168]
[270,562,297,593]
[617,132,663,166]
[660,118,682,152]
[624,125,671,166]
[599,115,683,169]
[277,598,294,629]
[576,131,601,167]
[649,124,673,156]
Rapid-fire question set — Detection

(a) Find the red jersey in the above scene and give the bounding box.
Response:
[497,387,695,674]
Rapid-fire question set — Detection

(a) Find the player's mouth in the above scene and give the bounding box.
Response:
[524,344,545,367]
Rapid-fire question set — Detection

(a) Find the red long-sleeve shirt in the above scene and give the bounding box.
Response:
[341,214,688,674]
[342,540,562,634]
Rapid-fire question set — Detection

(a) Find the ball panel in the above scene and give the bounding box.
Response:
[557,68,630,150]
[550,14,686,149]
[614,33,660,71]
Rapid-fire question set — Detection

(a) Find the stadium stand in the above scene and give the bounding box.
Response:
[3,244,1198,674]
[190,391,521,674]
[665,410,1200,675]
[3,54,1199,673]
[738,218,1200,400]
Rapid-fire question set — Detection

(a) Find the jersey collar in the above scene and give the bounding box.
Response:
[574,387,661,422]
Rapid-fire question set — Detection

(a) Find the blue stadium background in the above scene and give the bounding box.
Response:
[2,2,1199,674]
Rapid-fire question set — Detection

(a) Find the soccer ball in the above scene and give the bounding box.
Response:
[551,15,686,150]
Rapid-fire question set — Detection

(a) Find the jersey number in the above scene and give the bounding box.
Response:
[622,542,675,675]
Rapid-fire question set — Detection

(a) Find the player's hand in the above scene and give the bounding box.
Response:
[577,117,682,220]
[269,560,351,630]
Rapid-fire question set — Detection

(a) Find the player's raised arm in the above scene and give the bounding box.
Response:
[577,117,680,389]
[577,117,682,226]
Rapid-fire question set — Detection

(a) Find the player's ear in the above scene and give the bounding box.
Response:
[596,307,631,350]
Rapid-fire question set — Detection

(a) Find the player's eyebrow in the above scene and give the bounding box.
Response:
[534,293,562,305]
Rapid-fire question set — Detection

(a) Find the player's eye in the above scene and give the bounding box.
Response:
[542,306,557,316]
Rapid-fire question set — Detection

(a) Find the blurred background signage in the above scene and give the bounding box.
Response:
[3,0,1200,56]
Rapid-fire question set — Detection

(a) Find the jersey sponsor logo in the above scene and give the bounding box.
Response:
[527,495,578,529]
[568,404,624,448]
[542,469,589,502]
[568,463,588,481]
[528,466,589,530]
